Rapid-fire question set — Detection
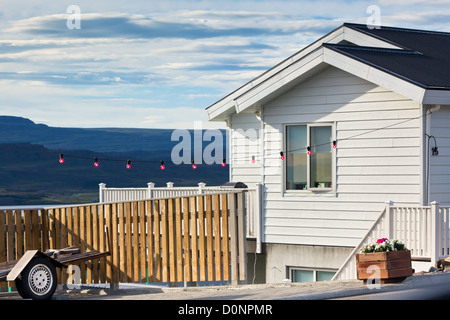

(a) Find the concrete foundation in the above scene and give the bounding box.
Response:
[263,243,353,283]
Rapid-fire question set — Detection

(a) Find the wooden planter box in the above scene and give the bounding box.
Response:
[356,250,413,284]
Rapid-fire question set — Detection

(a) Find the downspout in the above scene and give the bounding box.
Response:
[227,115,232,183]
[424,105,441,205]
[260,107,264,250]
[256,107,264,253]
[421,104,429,206]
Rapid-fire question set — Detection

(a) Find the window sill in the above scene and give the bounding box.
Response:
[283,190,336,197]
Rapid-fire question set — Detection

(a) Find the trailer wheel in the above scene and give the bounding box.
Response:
[15,257,58,300]
[15,277,30,299]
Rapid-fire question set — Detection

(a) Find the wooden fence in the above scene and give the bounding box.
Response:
[99,182,262,253]
[0,190,248,289]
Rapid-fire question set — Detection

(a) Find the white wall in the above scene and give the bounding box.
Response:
[229,113,262,188]
[265,243,353,283]
[430,106,450,205]
[230,65,423,248]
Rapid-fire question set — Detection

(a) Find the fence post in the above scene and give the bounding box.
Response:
[99,183,106,203]
[431,201,441,265]
[198,182,206,194]
[385,201,393,239]
[147,182,155,199]
[228,193,238,285]
[237,192,247,284]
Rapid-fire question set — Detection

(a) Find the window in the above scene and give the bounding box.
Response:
[286,125,308,190]
[285,123,334,192]
[290,268,337,283]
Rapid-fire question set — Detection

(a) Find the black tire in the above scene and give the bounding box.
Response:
[15,257,58,300]
[15,277,30,299]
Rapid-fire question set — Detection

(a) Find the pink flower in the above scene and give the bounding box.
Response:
[376,238,388,244]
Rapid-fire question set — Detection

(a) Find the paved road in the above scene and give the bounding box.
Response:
[0,280,370,300]
[0,281,412,320]
[2,273,450,320]
[335,282,450,300]
[1,271,450,301]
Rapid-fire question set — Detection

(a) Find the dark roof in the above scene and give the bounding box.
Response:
[325,23,450,90]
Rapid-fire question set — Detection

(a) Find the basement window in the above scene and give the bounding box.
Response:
[290,268,337,283]
[284,123,335,192]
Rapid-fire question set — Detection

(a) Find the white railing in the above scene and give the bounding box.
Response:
[99,182,263,253]
[99,182,233,203]
[333,201,450,281]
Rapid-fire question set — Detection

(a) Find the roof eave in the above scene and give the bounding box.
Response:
[422,89,450,105]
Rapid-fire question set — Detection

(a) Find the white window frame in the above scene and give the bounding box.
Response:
[289,267,337,283]
[283,122,336,195]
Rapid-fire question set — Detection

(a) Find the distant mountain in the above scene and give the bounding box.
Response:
[0,115,224,153]
[0,116,229,206]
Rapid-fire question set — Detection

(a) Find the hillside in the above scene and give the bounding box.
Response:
[0,116,229,206]
[0,115,199,152]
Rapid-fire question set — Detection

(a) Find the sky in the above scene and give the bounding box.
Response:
[1,0,450,129]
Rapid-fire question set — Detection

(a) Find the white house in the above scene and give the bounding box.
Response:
[206,23,450,283]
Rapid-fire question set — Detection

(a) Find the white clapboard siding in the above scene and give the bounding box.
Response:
[252,65,422,247]
[229,113,262,187]
[337,175,419,185]
[430,106,450,205]
[335,137,420,149]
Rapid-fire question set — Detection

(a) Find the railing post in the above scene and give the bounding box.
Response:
[385,201,394,239]
[166,182,174,188]
[99,183,106,203]
[147,182,155,199]
[431,201,441,265]
[198,182,206,194]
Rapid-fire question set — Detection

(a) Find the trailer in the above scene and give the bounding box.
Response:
[0,235,110,300]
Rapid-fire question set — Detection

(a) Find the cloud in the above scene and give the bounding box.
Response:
[2,1,450,130]
[176,40,277,53]
[375,10,450,31]
[378,0,450,5]
[0,70,157,86]
[0,10,338,93]
[6,11,338,41]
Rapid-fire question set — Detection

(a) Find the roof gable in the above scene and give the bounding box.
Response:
[207,23,450,122]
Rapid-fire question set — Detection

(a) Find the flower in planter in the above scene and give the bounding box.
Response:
[360,238,408,253]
